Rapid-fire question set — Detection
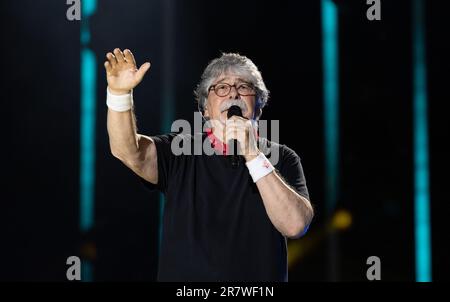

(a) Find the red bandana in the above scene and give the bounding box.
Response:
[205,128,228,155]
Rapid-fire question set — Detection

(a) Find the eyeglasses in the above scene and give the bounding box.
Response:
[208,83,256,97]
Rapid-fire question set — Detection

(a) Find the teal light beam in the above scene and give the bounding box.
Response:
[412,0,432,282]
[321,0,339,215]
[321,0,339,281]
[80,48,96,233]
[80,0,97,282]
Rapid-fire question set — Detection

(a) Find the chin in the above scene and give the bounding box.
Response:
[209,115,226,127]
[219,115,227,125]
[219,112,228,123]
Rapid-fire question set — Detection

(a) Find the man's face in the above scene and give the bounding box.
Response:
[204,74,257,125]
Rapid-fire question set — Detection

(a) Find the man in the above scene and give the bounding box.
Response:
[105,48,314,281]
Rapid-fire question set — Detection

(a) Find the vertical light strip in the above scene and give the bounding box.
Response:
[321,0,339,281]
[80,0,97,282]
[159,0,176,249]
[412,0,432,282]
[80,48,96,232]
[321,0,339,213]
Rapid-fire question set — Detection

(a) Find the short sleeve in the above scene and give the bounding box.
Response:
[139,133,177,193]
[277,146,310,200]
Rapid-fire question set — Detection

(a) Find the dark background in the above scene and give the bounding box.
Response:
[1,0,448,281]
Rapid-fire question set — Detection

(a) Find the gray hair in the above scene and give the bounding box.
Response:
[194,53,269,119]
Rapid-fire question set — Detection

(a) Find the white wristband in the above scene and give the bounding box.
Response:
[106,87,133,112]
[245,153,275,183]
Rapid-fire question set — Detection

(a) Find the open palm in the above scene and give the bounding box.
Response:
[105,48,151,95]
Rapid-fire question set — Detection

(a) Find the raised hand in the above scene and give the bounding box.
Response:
[104,48,151,95]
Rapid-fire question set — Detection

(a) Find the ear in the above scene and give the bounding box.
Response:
[254,108,262,120]
[253,98,263,120]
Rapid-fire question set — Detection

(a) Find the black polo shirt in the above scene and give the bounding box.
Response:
[141,132,309,281]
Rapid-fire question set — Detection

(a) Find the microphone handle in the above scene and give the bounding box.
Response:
[230,139,240,168]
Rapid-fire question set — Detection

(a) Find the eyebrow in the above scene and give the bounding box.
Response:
[215,78,250,84]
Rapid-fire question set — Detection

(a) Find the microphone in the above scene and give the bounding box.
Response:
[227,105,243,168]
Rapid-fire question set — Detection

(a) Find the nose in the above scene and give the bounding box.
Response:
[228,85,239,99]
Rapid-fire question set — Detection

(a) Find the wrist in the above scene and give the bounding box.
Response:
[244,150,260,162]
[108,87,132,96]
[106,88,133,112]
[245,153,275,183]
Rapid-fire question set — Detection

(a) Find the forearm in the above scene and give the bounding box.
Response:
[107,107,140,161]
[256,171,314,238]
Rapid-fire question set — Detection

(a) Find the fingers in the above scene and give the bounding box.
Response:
[136,62,152,82]
[225,118,255,141]
[104,61,112,74]
[114,48,125,63]
[225,124,248,155]
[225,120,259,156]
[123,49,136,66]
[225,119,247,140]
[106,52,117,67]
[105,48,151,88]
[226,117,249,129]
[228,116,248,122]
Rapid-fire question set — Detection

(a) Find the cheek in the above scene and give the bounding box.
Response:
[215,98,229,111]
[244,98,257,118]
[206,98,223,117]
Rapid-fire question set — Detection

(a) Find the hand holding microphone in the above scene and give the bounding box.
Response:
[225,105,260,167]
